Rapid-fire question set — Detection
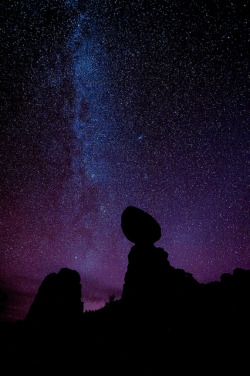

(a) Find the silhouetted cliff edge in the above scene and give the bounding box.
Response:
[1,207,249,373]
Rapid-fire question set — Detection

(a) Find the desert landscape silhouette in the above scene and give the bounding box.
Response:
[1,206,249,373]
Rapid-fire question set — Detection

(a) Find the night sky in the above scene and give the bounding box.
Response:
[1,0,249,321]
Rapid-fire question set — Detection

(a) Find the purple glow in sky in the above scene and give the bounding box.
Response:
[1,0,249,321]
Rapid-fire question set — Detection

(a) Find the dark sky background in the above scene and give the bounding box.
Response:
[1,0,249,321]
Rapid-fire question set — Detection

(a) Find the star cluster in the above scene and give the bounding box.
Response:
[0,0,249,320]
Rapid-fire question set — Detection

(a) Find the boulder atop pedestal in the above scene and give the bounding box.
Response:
[121,206,161,245]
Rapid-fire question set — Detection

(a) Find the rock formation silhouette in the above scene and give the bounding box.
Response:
[0,288,8,314]
[121,206,199,323]
[1,206,249,374]
[25,267,83,328]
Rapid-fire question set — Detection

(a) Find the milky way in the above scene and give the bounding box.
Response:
[1,0,249,320]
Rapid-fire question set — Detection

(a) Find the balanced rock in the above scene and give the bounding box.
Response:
[121,206,161,245]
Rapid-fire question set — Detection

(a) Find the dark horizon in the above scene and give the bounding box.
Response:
[1,206,249,373]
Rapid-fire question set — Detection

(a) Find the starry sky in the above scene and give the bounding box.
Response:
[1,0,249,321]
